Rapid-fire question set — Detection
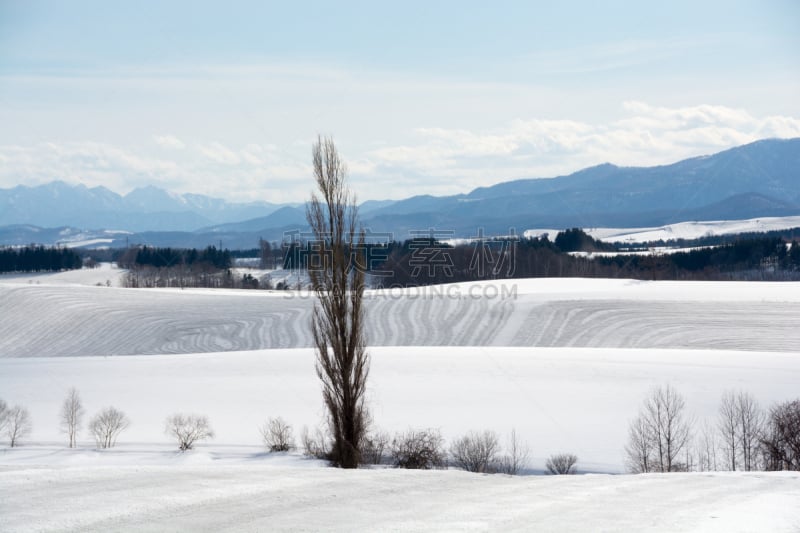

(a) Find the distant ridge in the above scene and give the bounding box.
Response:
[0,138,798,247]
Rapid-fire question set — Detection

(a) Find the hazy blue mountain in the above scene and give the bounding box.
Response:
[200,206,308,233]
[357,138,800,234]
[359,199,397,214]
[1,138,798,248]
[0,181,285,231]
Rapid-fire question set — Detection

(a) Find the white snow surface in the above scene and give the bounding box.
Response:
[524,216,800,243]
[0,262,126,287]
[2,273,800,531]
[2,277,799,356]
[586,215,800,243]
[2,347,799,473]
[1,464,798,532]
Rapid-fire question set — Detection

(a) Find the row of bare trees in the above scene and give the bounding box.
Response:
[0,391,128,449]
[625,385,800,473]
[60,388,130,449]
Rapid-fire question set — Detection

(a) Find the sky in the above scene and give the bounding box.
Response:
[1,0,798,203]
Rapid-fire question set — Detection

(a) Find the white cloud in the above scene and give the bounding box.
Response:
[358,102,800,195]
[1,102,797,202]
[153,135,186,150]
[197,142,241,165]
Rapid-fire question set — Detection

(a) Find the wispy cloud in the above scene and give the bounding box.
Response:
[358,102,800,196]
[197,142,241,165]
[153,135,185,150]
[1,102,798,202]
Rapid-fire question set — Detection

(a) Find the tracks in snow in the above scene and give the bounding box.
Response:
[0,284,797,357]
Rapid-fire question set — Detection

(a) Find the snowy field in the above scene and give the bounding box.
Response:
[1,277,799,356]
[588,215,800,243]
[2,269,800,531]
[2,465,798,532]
[525,215,800,244]
[2,347,800,472]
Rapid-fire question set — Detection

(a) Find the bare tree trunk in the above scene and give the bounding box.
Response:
[718,391,739,471]
[60,387,84,448]
[735,391,765,471]
[306,136,370,469]
[627,385,692,472]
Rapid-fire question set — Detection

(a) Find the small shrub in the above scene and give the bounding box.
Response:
[362,429,390,465]
[449,430,500,473]
[546,453,578,475]
[89,406,130,449]
[301,425,331,460]
[165,413,215,451]
[496,429,531,475]
[261,417,295,452]
[390,428,446,469]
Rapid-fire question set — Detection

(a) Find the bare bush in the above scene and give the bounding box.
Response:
[60,387,84,448]
[761,399,800,471]
[449,430,500,473]
[301,425,332,460]
[361,429,390,465]
[6,405,32,447]
[165,413,215,451]
[391,428,446,469]
[260,417,295,452]
[497,428,531,475]
[545,453,578,475]
[625,385,692,473]
[89,407,130,449]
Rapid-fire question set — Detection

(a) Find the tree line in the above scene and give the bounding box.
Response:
[625,385,800,473]
[4,386,798,474]
[372,231,800,287]
[116,245,232,270]
[0,245,82,274]
[114,245,253,289]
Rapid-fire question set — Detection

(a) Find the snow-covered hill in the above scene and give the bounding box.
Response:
[589,215,800,243]
[1,277,798,357]
[2,275,799,531]
[524,215,800,244]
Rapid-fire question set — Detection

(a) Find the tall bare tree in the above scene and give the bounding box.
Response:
[306,135,370,468]
[735,391,765,471]
[625,385,692,472]
[7,405,32,447]
[647,385,692,472]
[60,387,84,448]
[695,420,718,472]
[625,412,654,473]
[717,390,765,471]
[761,399,800,471]
[718,390,739,470]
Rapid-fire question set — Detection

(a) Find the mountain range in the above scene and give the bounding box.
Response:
[1,138,798,249]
